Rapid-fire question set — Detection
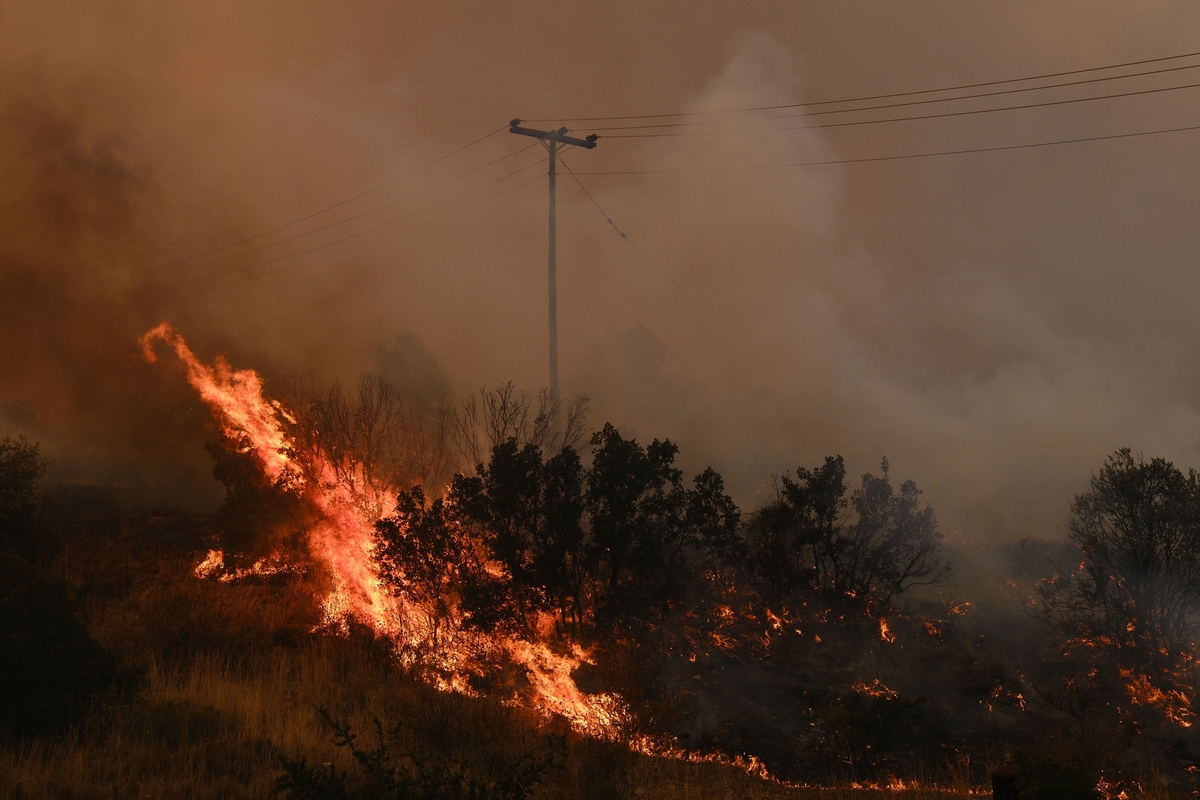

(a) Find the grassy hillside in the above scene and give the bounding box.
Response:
[0,494,999,799]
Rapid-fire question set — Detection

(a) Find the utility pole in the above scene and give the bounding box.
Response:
[509,119,598,432]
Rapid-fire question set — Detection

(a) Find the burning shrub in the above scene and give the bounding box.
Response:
[284,372,456,501]
[747,456,946,613]
[449,439,588,636]
[207,434,309,570]
[373,485,470,643]
[373,424,741,644]
[1035,449,1200,736]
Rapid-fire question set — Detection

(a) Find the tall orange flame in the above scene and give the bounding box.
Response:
[140,323,628,740]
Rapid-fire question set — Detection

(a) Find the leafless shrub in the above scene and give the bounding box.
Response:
[451,382,588,471]
[281,373,454,501]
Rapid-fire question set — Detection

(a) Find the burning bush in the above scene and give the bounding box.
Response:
[1035,449,1200,736]
[283,372,456,504]
[207,433,310,571]
[372,423,743,645]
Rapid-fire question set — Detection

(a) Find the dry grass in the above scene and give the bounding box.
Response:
[0,636,988,800]
[2,506,1181,800]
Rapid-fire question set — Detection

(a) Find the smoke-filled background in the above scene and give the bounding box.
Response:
[3,1,1200,537]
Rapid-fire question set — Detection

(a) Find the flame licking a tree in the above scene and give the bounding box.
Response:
[139,323,629,740]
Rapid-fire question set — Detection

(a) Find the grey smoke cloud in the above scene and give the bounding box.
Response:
[3,1,1200,533]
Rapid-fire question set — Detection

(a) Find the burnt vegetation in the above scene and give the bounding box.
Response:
[1,380,1199,798]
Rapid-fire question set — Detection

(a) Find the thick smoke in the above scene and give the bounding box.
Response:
[3,2,1200,535]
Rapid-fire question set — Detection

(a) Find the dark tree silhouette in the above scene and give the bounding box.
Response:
[748,456,945,610]
[450,439,588,634]
[0,436,45,558]
[1039,449,1200,662]
[372,424,741,640]
[584,424,740,625]
[0,436,118,736]
[206,435,307,570]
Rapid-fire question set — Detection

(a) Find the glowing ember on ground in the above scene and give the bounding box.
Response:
[1121,668,1194,728]
[852,678,899,699]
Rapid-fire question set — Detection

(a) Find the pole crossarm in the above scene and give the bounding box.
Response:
[509,119,598,149]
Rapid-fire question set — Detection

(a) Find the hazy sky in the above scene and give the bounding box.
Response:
[3,1,1200,536]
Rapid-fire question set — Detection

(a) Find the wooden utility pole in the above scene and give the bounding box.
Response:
[508,119,598,431]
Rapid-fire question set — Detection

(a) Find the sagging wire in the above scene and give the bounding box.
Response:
[556,154,754,354]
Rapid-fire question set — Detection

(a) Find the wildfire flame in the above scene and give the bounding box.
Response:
[140,323,627,740]
[137,323,1026,792]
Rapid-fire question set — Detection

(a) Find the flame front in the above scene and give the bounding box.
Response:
[140,323,627,740]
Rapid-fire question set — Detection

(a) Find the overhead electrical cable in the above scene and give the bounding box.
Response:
[585,60,1200,132]
[556,154,753,353]
[168,156,548,288]
[597,79,1200,139]
[160,125,507,269]
[194,171,547,291]
[162,125,506,267]
[523,49,1200,123]
[156,49,1200,296]
[569,121,1200,174]
[150,141,539,279]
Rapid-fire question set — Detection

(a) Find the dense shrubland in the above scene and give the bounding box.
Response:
[2,378,1200,796]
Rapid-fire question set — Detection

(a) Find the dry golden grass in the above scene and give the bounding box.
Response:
[0,636,988,800]
[3,511,1179,800]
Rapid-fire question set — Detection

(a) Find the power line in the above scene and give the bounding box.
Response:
[523,49,1200,123]
[160,125,507,269]
[600,79,1200,139]
[164,156,548,288]
[147,140,539,279]
[587,60,1200,133]
[556,154,752,353]
[568,121,1200,174]
[193,170,548,292]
